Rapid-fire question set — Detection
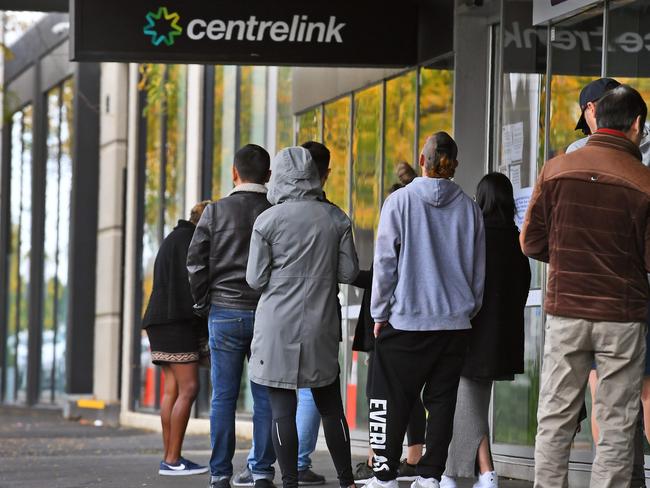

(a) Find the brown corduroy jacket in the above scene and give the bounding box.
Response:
[521,129,650,323]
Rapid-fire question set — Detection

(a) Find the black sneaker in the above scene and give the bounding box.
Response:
[210,478,232,488]
[233,467,254,487]
[353,462,374,484]
[298,469,326,485]
[254,479,276,488]
[396,460,418,482]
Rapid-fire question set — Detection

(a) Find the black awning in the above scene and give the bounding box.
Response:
[0,0,68,12]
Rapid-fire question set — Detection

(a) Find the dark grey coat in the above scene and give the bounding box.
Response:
[246,147,359,389]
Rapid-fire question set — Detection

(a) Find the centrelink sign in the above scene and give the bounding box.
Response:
[71,0,418,67]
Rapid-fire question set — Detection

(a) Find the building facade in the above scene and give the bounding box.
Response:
[1,0,650,485]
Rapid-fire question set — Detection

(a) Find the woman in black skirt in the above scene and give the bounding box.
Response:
[441,173,531,488]
[142,200,211,476]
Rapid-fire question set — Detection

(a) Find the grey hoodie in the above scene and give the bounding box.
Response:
[371,176,485,331]
[246,147,359,389]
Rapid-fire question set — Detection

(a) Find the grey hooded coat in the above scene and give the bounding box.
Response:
[246,147,359,389]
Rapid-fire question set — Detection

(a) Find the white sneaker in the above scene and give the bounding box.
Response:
[440,476,457,488]
[363,477,399,488]
[410,476,440,488]
[472,471,498,488]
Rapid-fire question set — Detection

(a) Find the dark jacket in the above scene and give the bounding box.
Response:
[462,218,531,380]
[142,220,200,328]
[187,185,272,313]
[351,268,374,352]
[521,130,650,322]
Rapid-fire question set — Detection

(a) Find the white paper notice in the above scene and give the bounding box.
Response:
[502,125,513,165]
[509,164,522,192]
[511,121,524,163]
[514,186,533,230]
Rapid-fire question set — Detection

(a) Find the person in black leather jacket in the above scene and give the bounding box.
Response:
[187,144,276,488]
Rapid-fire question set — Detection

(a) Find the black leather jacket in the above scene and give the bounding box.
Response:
[187,187,272,313]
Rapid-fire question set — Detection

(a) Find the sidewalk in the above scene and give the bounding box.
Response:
[0,407,532,488]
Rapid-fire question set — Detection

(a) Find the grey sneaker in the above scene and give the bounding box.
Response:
[354,463,375,484]
[233,467,254,487]
[254,479,276,488]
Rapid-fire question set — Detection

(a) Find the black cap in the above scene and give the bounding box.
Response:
[575,78,621,134]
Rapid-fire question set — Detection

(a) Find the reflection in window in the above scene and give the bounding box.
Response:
[5,106,33,404]
[276,67,294,152]
[492,0,547,450]
[549,75,599,158]
[384,71,416,197]
[548,10,604,159]
[323,97,351,213]
[240,66,267,147]
[419,64,454,150]
[352,85,382,267]
[296,107,322,144]
[138,64,188,411]
[493,307,542,445]
[212,66,237,198]
[41,79,74,403]
[349,85,382,431]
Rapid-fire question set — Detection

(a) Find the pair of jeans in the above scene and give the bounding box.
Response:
[209,307,275,481]
[248,388,322,472]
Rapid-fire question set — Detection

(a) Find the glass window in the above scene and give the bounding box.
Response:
[212,65,237,198]
[348,85,382,431]
[323,97,351,213]
[276,67,294,152]
[419,60,454,150]
[605,0,650,452]
[296,107,323,144]
[548,9,604,159]
[492,0,548,449]
[606,1,650,147]
[5,105,33,404]
[493,307,543,445]
[40,79,74,403]
[164,65,187,235]
[239,66,267,147]
[137,64,188,412]
[384,71,416,197]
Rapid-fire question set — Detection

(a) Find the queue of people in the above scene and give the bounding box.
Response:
[140,80,650,488]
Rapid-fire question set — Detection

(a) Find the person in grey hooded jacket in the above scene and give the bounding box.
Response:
[367,132,485,488]
[246,146,359,488]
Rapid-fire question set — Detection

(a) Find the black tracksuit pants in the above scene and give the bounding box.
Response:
[369,325,468,482]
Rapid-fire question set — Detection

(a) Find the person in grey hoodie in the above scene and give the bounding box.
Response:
[366,132,485,488]
[246,146,359,488]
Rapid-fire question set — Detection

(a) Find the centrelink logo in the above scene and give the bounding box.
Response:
[143,7,346,46]
[143,7,182,46]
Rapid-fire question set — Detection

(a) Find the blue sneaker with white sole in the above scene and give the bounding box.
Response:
[159,457,209,476]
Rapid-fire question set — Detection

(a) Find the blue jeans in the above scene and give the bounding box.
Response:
[248,388,321,471]
[209,307,275,481]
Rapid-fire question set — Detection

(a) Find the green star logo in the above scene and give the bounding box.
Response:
[143,7,182,47]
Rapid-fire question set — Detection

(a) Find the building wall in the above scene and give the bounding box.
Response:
[0,14,100,406]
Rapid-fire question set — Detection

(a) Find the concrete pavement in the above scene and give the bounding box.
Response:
[0,407,532,488]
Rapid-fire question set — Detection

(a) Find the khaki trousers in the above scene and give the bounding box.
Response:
[534,315,646,488]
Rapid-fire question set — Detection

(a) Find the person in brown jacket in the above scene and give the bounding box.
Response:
[521,85,650,488]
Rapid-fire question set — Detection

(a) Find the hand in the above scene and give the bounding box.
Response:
[374,321,387,338]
